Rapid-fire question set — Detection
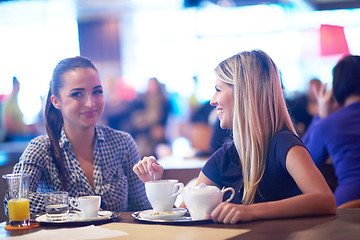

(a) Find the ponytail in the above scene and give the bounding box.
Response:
[44,90,67,190]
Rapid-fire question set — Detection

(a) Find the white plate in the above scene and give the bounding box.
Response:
[132,208,212,223]
[138,208,187,221]
[35,210,115,224]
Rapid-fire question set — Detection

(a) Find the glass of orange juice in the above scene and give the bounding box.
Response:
[2,173,30,227]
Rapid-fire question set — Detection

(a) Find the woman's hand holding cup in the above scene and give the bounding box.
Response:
[133,156,164,182]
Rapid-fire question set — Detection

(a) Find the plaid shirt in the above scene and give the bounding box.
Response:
[12,125,151,214]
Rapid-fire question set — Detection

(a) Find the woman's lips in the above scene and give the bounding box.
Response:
[82,110,97,118]
[217,109,223,120]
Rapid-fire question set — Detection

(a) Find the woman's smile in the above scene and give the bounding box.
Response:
[81,110,98,118]
[210,78,234,129]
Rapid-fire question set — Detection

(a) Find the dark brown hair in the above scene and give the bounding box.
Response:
[333,55,360,105]
[44,56,97,190]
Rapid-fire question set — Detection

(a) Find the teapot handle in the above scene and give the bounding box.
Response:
[221,187,235,202]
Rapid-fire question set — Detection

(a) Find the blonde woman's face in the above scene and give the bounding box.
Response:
[210,78,234,129]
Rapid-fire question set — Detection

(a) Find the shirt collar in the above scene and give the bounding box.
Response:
[95,125,106,142]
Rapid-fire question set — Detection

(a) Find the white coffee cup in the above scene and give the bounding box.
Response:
[69,195,101,218]
[182,184,235,221]
[145,179,184,212]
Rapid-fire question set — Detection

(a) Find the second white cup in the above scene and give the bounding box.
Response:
[145,179,184,212]
[69,195,101,218]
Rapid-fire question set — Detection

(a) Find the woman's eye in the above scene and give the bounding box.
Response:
[71,92,83,98]
[93,89,103,95]
[215,86,221,92]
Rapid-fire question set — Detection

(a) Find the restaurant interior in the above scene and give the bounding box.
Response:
[0,0,360,235]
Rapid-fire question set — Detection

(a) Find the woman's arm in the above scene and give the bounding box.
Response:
[11,138,51,214]
[211,145,336,224]
[195,172,217,186]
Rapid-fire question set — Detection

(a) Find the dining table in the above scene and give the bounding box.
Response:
[0,208,359,240]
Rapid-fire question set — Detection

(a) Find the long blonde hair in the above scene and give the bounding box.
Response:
[215,50,296,205]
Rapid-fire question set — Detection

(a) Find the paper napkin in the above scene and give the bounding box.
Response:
[5,225,128,240]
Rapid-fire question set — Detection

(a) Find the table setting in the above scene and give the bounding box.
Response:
[1,175,359,240]
[3,175,231,227]
[130,180,235,224]
[32,210,118,225]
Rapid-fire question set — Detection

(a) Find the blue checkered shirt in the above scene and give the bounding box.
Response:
[12,125,151,214]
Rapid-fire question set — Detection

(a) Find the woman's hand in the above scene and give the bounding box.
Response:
[211,202,253,224]
[133,156,164,182]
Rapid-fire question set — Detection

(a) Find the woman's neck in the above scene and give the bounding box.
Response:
[63,124,95,149]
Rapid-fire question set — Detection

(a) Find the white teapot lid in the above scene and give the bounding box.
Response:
[184,183,220,193]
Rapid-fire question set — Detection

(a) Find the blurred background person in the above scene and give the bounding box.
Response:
[103,77,170,157]
[302,55,360,207]
[128,77,170,157]
[285,78,323,137]
[285,92,311,137]
[0,77,39,142]
[209,117,233,154]
[188,76,201,117]
[102,77,140,133]
[306,78,323,117]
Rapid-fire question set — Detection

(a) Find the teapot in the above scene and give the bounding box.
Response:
[181,183,235,220]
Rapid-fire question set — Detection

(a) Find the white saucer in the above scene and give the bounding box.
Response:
[139,208,187,220]
[35,210,114,223]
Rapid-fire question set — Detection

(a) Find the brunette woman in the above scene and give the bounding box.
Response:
[11,56,150,213]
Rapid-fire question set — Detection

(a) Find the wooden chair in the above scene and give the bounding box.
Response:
[338,199,360,208]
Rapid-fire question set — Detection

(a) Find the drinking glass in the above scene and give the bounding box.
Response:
[2,173,30,227]
[45,191,69,222]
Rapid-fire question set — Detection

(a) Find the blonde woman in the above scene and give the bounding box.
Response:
[133,50,336,224]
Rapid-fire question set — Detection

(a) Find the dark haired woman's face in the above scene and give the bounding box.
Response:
[51,68,104,131]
